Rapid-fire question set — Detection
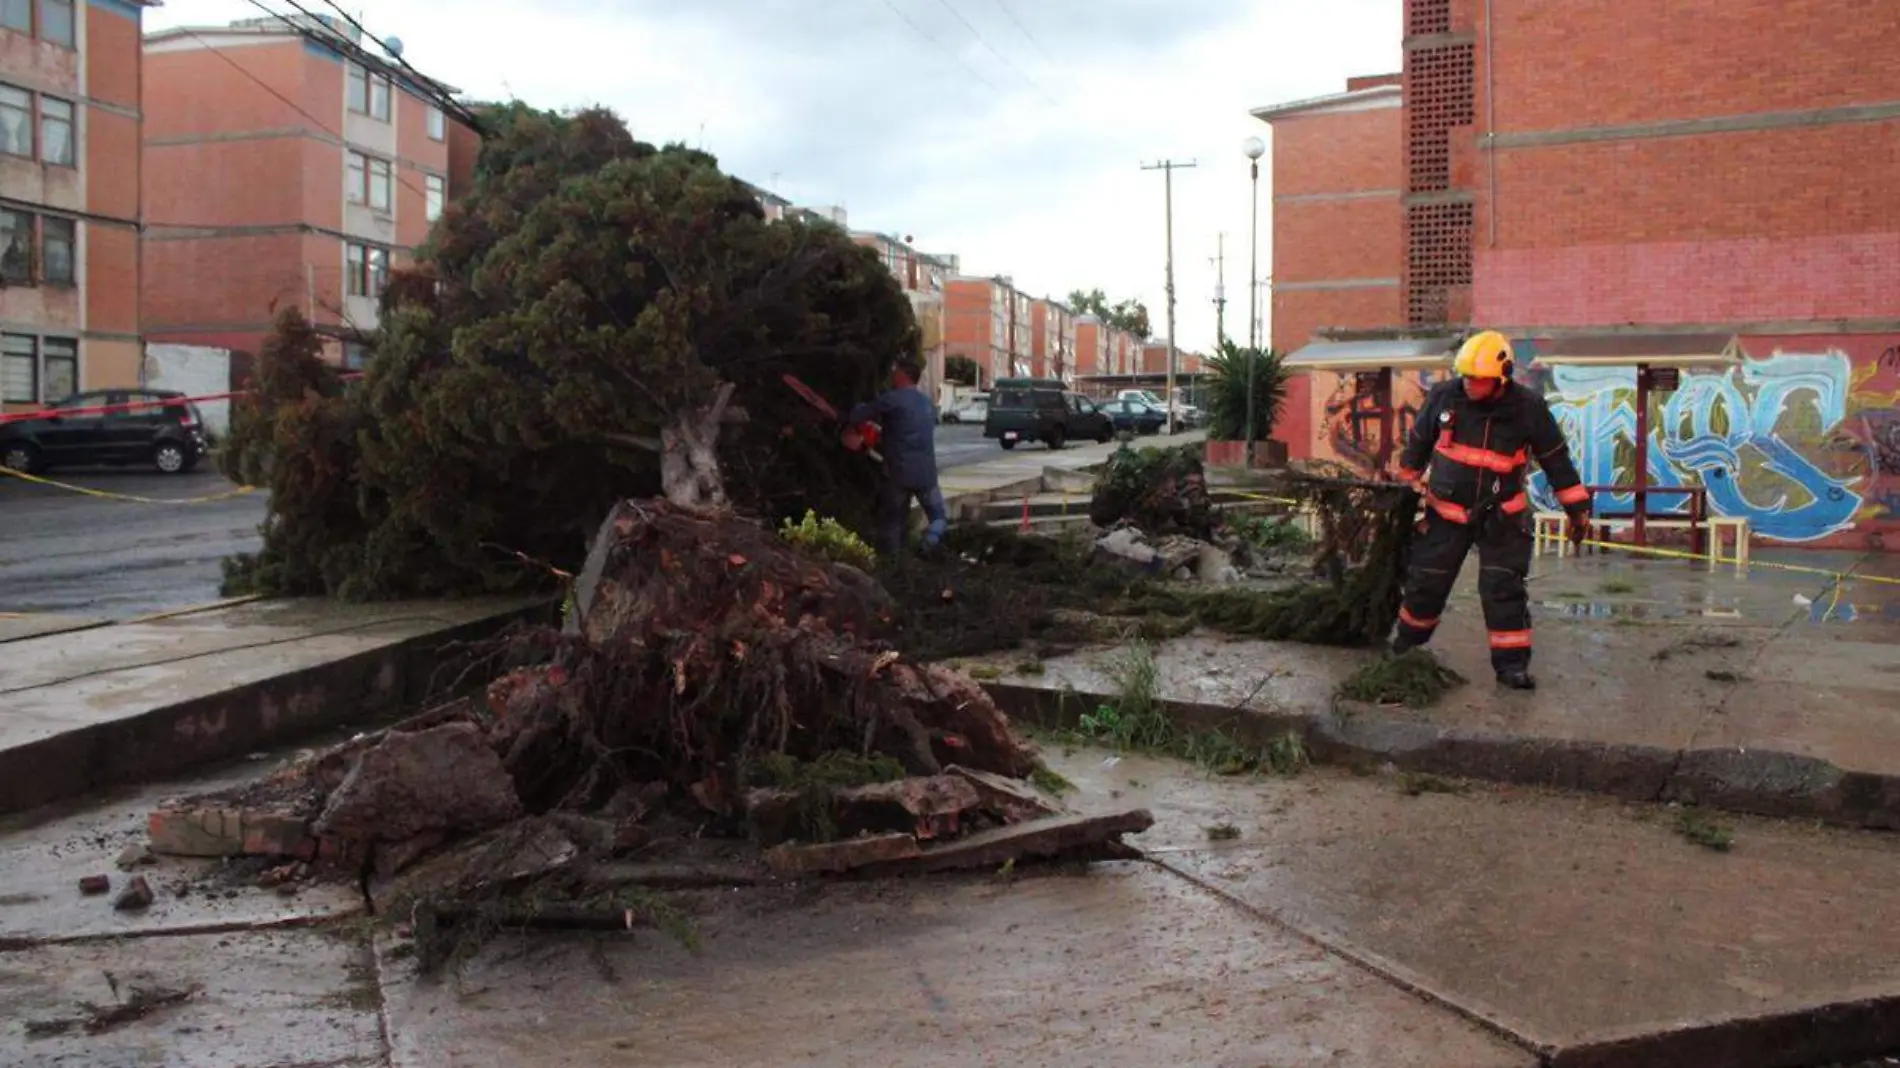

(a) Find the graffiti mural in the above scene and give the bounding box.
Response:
[1311,369,1434,475]
[1289,337,1897,548]
[1523,345,1895,544]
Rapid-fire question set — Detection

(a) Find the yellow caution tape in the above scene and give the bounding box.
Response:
[1565,534,1900,588]
[0,465,259,504]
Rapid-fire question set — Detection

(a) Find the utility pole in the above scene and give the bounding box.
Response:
[1142,158,1195,432]
[1212,232,1227,347]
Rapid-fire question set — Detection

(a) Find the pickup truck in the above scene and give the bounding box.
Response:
[983,378,1115,450]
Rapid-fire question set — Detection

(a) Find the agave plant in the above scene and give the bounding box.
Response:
[1203,339,1289,443]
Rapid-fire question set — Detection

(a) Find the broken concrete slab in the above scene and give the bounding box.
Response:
[945,764,1063,821]
[857,809,1154,877]
[0,929,383,1066]
[376,860,1532,1068]
[0,596,549,815]
[1044,747,1900,1068]
[831,775,981,841]
[763,832,920,876]
[314,721,522,844]
[367,816,580,914]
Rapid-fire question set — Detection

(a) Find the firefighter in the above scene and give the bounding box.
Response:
[1390,331,1592,690]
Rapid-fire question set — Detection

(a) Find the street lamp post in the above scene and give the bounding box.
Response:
[1241,135,1265,451]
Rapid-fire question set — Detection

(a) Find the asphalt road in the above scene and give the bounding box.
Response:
[0,427,1005,621]
[0,469,268,619]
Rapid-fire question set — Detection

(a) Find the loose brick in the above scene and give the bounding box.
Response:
[78,874,111,896]
[148,805,245,858]
[240,812,314,858]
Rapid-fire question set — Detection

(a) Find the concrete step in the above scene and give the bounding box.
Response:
[0,596,549,816]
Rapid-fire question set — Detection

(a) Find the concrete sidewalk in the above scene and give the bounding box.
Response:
[976,549,1900,828]
[0,596,547,815]
[6,737,1900,1066]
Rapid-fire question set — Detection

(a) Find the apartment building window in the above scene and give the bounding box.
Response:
[368,157,391,211]
[427,105,445,141]
[347,64,391,122]
[0,86,28,157]
[40,215,71,284]
[37,0,69,46]
[41,335,73,398]
[346,243,389,298]
[424,174,444,221]
[0,209,28,284]
[346,151,392,211]
[0,0,70,46]
[1,333,74,404]
[38,95,70,166]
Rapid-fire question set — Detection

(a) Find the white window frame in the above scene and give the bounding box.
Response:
[346,151,366,204]
[426,105,445,141]
[37,94,71,166]
[424,174,444,221]
[367,157,392,212]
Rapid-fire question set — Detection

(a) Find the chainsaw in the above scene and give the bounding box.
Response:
[782,373,883,462]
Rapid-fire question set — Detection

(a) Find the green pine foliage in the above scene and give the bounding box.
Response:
[220,104,918,599]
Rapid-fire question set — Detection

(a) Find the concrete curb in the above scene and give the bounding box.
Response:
[0,600,552,817]
[981,680,1900,832]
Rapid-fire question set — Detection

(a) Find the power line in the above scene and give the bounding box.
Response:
[931,0,1056,104]
[302,0,487,134]
[874,0,1003,93]
[989,0,1051,63]
[174,19,436,207]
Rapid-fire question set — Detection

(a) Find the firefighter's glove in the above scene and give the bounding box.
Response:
[1563,502,1592,547]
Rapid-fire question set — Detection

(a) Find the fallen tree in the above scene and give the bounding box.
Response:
[222,103,916,600]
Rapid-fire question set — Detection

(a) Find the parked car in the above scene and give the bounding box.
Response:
[1105,397,1168,435]
[0,389,208,475]
[1115,389,1203,431]
[942,394,989,424]
[983,378,1115,450]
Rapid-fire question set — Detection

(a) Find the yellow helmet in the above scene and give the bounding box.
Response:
[1453,330,1515,380]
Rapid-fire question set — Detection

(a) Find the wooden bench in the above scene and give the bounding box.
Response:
[1534,512,1750,569]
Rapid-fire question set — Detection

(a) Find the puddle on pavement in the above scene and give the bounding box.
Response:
[1533,599,1746,621]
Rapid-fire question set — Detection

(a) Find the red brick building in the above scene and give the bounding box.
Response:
[944,275,1030,386]
[1249,73,1402,460]
[1030,298,1076,382]
[142,13,459,364]
[0,0,153,411]
[1253,1,1900,548]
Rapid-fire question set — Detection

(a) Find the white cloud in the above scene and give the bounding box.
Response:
[147,0,1401,351]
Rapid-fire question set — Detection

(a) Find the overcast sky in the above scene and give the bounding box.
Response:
[146,1,1401,352]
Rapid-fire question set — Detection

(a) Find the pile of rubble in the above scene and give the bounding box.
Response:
[133,500,1151,958]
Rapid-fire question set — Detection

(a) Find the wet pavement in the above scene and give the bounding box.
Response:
[9,736,1900,1066]
[0,470,267,620]
[0,437,1009,624]
[974,550,1900,809]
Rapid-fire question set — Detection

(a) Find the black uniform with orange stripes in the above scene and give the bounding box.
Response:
[1390,377,1589,675]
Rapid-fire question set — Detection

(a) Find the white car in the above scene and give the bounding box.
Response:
[943,396,989,424]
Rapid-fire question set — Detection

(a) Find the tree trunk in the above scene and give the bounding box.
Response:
[660,382,735,508]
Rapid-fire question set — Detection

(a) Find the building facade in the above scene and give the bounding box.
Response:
[1029,298,1075,383]
[1253,0,1899,549]
[944,275,1030,386]
[1250,74,1403,460]
[0,0,152,412]
[141,14,456,363]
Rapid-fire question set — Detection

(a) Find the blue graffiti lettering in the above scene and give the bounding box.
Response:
[1529,352,1863,542]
